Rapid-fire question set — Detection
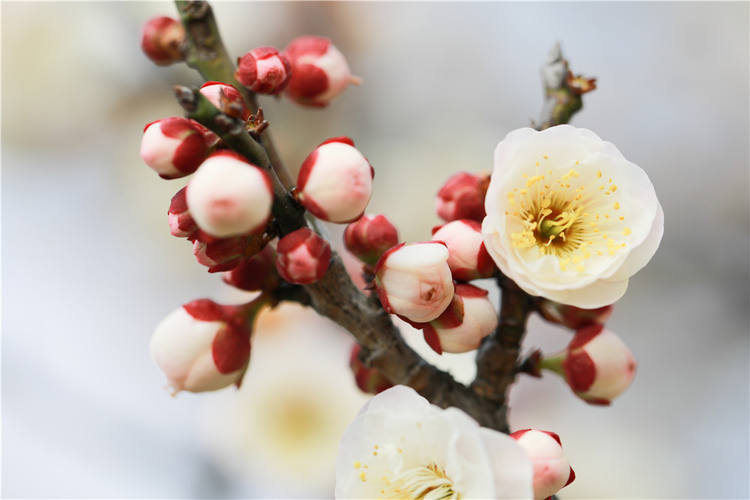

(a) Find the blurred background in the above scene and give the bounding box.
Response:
[2,2,748,498]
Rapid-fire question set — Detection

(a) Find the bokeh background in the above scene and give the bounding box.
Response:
[3,1,748,498]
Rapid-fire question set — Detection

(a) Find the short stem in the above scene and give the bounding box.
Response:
[540,352,566,377]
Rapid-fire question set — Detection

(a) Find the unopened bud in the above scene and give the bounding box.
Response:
[168,187,198,239]
[222,245,279,291]
[150,299,252,393]
[141,16,185,66]
[235,46,292,95]
[545,325,636,405]
[296,137,373,223]
[431,220,495,281]
[141,117,208,179]
[436,172,490,222]
[538,300,613,330]
[424,284,497,354]
[275,228,332,284]
[283,36,358,107]
[374,242,454,324]
[349,344,393,395]
[344,214,399,266]
[511,429,575,500]
[193,231,265,273]
[187,151,273,238]
[199,81,251,120]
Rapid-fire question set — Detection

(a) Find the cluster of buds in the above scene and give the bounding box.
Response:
[348,344,393,395]
[511,429,575,500]
[140,16,185,66]
[150,298,264,393]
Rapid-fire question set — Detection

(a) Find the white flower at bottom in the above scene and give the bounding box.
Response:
[335,385,533,499]
[482,125,663,308]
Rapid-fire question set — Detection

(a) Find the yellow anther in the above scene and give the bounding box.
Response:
[619,216,625,221]
[623,227,632,236]
[614,202,620,210]
[536,161,540,166]
[575,160,580,165]
[610,185,618,192]
[599,185,605,190]
[526,175,544,187]
[520,189,528,195]
[597,170,602,178]
[373,452,378,456]
[354,461,361,469]
[544,155,549,160]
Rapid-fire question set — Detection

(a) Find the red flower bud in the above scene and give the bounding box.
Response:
[141,117,208,179]
[168,187,198,239]
[431,219,495,281]
[140,16,185,66]
[349,344,393,395]
[235,46,292,95]
[538,300,613,330]
[199,81,251,120]
[344,214,399,266]
[423,284,497,354]
[192,231,265,273]
[275,228,332,284]
[436,172,490,222]
[222,245,279,291]
[283,36,359,107]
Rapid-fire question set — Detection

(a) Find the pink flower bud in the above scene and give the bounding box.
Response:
[235,46,292,95]
[511,429,575,500]
[140,117,209,179]
[222,245,279,291]
[283,36,358,107]
[436,172,490,222]
[349,344,393,395]
[431,219,495,281]
[199,81,251,120]
[150,299,251,393]
[424,284,497,354]
[562,325,637,405]
[374,242,455,323]
[344,214,399,266]
[538,301,613,330]
[168,187,198,239]
[275,228,332,284]
[187,151,273,238]
[296,137,374,223]
[192,231,264,273]
[140,16,185,66]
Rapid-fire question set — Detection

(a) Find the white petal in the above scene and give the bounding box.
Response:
[480,428,534,499]
[607,202,664,282]
[537,276,629,309]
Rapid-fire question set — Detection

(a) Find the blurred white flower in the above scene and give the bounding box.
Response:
[335,385,533,499]
[483,125,663,308]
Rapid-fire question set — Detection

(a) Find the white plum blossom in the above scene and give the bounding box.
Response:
[482,125,663,308]
[335,385,533,499]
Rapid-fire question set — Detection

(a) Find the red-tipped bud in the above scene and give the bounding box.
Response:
[344,214,399,266]
[275,228,332,284]
[192,231,265,273]
[168,187,198,239]
[140,16,185,66]
[349,344,393,395]
[555,325,637,405]
[222,245,279,291]
[199,81,251,120]
[426,284,497,354]
[374,242,455,324]
[283,36,357,107]
[235,46,292,95]
[187,151,273,238]
[150,299,253,393]
[431,220,495,281]
[436,172,490,222]
[189,120,221,149]
[538,300,614,330]
[511,429,575,500]
[141,117,209,179]
[297,137,373,223]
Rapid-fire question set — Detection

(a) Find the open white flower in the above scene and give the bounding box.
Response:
[482,125,663,308]
[335,385,533,499]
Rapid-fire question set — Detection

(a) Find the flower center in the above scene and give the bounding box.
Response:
[505,160,632,273]
[387,463,459,500]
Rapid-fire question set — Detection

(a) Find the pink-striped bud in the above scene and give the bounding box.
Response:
[168,187,198,239]
[222,245,279,291]
[349,344,393,395]
[431,220,495,281]
[374,242,455,324]
[192,231,265,273]
[511,429,575,500]
[275,228,332,284]
[538,300,614,330]
[424,284,497,354]
[140,117,208,179]
[187,151,273,238]
[150,299,251,393]
[344,214,399,266]
[140,16,185,66]
[296,137,373,223]
[283,36,357,107]
[436,172,490,222]
[199,81,251,120]
[557,325,637,405]
[235,46,292,95]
